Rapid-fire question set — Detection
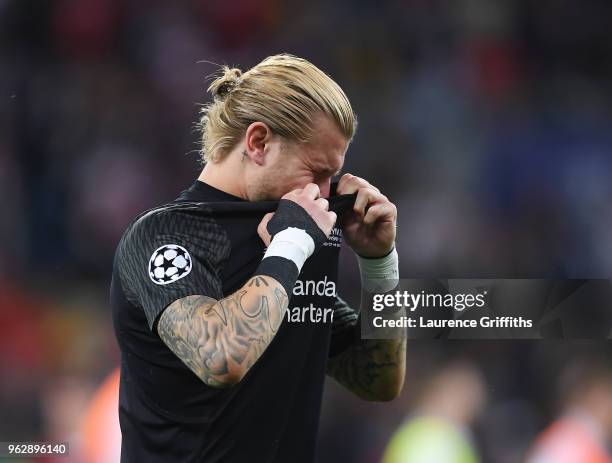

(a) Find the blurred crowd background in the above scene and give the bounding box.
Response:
[1,0,612,461]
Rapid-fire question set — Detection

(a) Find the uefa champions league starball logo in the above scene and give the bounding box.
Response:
[148,244,192,285]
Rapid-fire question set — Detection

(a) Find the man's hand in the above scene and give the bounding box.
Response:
[336,173,397,257]
[258,183,337,246]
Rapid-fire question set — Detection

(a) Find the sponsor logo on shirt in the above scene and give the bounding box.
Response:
[286,275,337,323]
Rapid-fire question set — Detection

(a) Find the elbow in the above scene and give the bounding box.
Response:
[220,352,256,386]
[214,369,245,387]
[200,369,246,388]
[360,373,405,402]
[378,386,403,402]
[197,358,250,388]
[211,366,251,388]
[224,365,250,386]
[362,383,403,402]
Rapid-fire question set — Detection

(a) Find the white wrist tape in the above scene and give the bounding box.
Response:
[358,247,399,292]
[263,227,315,273]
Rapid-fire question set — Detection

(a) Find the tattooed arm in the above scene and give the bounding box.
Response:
[327,338,406,402]
[157,275,288,388]
[326,296,406,402]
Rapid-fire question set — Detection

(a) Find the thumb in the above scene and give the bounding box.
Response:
[258,212,274,246]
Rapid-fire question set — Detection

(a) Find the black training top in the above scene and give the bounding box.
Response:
[111,181,359,463]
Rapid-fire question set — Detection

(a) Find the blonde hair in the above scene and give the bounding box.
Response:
[199,54,357,163]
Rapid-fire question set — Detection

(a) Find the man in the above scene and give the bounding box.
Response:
[111,54,406,462]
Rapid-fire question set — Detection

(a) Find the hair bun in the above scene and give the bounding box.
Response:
[209,66,243,101]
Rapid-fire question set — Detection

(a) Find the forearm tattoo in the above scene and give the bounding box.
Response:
[327,338,406,401]
[157,276,288,387]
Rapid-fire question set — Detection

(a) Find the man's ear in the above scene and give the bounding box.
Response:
[245,122,273,166]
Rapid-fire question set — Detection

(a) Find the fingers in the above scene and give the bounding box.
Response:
[335,173,393,223]
[337,173,380,195]
[279,184,335,237]
[260,212,274,225]
[315,197,329,210]
[302,183,321,199]
[282,183,321,202]
[327,211,338,230]
[363,202,396,225]
[353,188,388,217]
[257,212,274,245]
[314,201,336,237]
